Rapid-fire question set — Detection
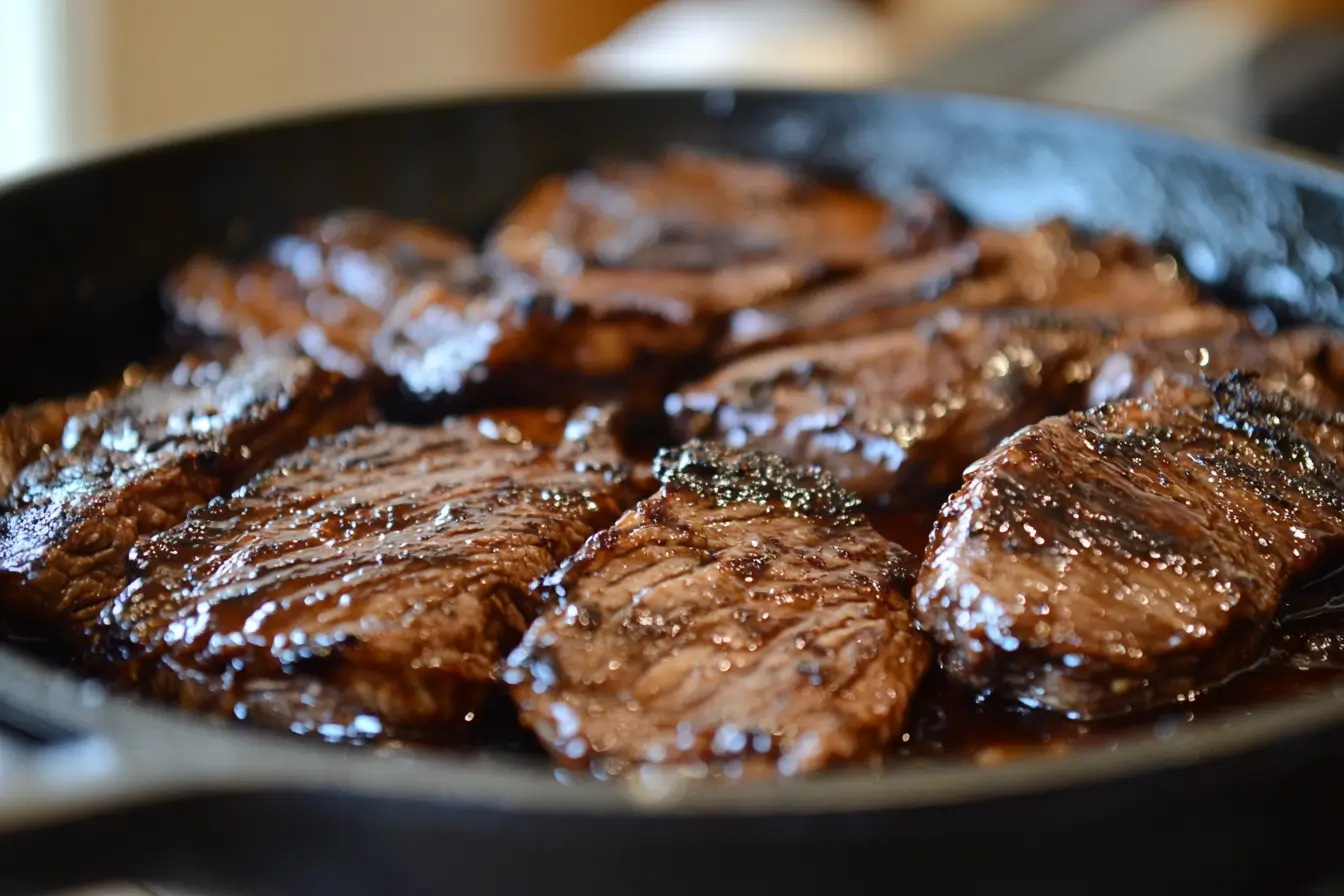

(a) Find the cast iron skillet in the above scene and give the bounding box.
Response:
[2,88,1344,896]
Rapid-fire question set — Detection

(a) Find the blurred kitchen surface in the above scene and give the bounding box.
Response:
[7,0,1344,188]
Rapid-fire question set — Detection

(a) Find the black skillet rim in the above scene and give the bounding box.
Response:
[2,84,1344,826]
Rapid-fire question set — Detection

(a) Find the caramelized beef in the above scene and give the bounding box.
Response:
[720,220,1199,357]
[166,210,476,376]
[488,148,955,315]
[371,270,712,413]
[914,375,1344,718]
[668,311,1104,504]
[0,352,370,643]
[1089,325,1344,409]
[505,441,930,776]
[98,408,649,742]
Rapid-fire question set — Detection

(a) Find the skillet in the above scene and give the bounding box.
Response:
[2,87,1344,896]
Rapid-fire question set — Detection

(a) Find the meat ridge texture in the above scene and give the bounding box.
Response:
[721,218,1200,357]
[669,310,1113,505]
[97,407,651,743]
[914,373,1344,718]
[505,440,931,776]
[167,210,479,377]
[0,351,371,644]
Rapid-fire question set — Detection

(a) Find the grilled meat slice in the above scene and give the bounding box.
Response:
[98,408,649,743]
[721,242,979,357]
[668,311,1104,504]
[505,441,931,777]
[1088,325,1344,409]
[720,220,1199,357]
[488,148,956,315]
[0,351,370,642]
[371,270,713,413]
[166,210,477,376]
[914,375,1344,718]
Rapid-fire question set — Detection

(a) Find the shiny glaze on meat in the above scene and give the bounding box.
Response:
[668,310,1103,504]
[505,441,930,776]
[721,220,1198,357]
[1089,325,1344,409]
[489,148,955,315]
[371,269,714,414]
[915,375,1344,718]
[98,409,649,742]
[167,210,477,376]
[0,351,370,643]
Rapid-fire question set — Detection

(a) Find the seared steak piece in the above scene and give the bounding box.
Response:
[914,375,1344,718]
[0,351,370,642]
[505,441,931,777]
[371,270,712,413]
[720,220,1199,357]
[98,408,649,743]
[668,311,1104,504]
[166,210,476,376]
[488,148,956,315]
[1088,325,1344,409]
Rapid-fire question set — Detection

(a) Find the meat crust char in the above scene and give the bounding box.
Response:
[370,150,955,412]
[0,351,370,643]
[488,148,956,314]
[669,311,1109,505]
[1088,325,1344,410]
[97,408,649,743]
[166,210,478,377]
[505,441,931,776]
[914,374,1344,718]
[721,219,1198,357]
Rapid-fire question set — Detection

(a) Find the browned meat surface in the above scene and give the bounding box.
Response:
[166,210,476,376]
[914,374,1344,718]
[0,352,370,643]
[668,311,1106,504]
[721,243,979,357]
[97,408,649,742]
[720,220,1199,357]
[371,271,711,413]
[488,148,956,315]
[1088,325,1344,409]
[505,441,931,776]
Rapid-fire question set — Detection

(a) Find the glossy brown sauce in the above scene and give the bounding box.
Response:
[6,402,1344,765]
[871,507,1344,762]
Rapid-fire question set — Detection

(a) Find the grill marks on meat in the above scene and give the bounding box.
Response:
[167,210,477,377]
[721,219,1197,357]
[97,409,649,742]
[488,148,955,315]
[914,374,1344,718]
[505,441,930,776]
[668,311,1105,504]
[0,352,371,643]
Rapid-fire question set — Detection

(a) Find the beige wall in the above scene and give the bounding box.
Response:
[89,0,527,146]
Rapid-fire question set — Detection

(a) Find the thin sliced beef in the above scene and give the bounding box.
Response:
[720,219,1199,357]
[0,351,370,643]
[914,374,1344,718]
[505,441,931,777]
[97,408,649,743]
[166,210,477,376]
[487,148,956,315]
[668,311,1105,504]
[371,269,716,413]
[1089,325,1344,409]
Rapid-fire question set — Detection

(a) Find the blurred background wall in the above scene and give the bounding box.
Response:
[4,0,1344,184]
